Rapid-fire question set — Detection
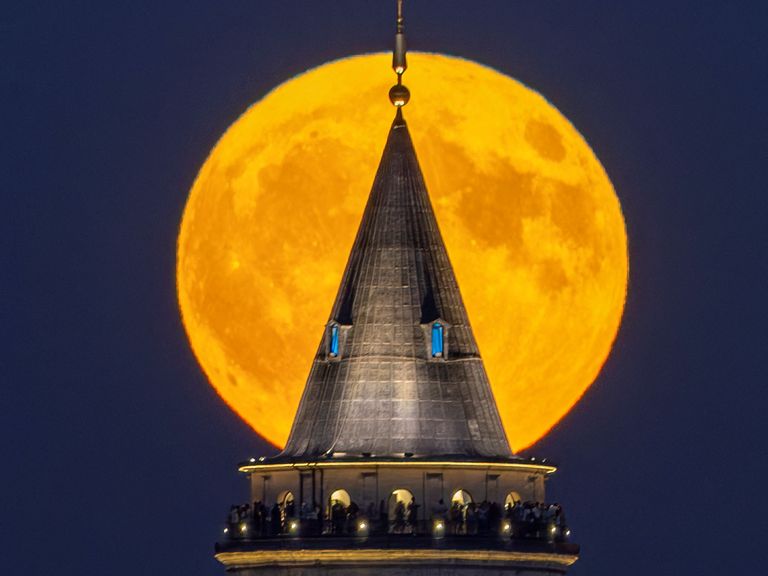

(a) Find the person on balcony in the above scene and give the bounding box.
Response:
[432,498,448,521]
[407,497,420,534]
[331,501,346,534]
[308,503,321,535]
[466,502,477,535]
[346,500,359,534]
[477,501,489,535]
[252,501,263,536]
[379,499,388,532]
[489,501,502,534]
[270,502,281,535]
[449,501,462,534]
[393,500,406,533]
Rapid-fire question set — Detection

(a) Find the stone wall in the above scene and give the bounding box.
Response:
[248,464,548,518]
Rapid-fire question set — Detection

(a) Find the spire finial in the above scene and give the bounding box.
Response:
[389,0,410,107]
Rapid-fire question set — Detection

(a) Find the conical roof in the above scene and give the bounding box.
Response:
[280,110,511,459]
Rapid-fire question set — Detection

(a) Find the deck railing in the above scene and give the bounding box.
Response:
[222,509,571,544]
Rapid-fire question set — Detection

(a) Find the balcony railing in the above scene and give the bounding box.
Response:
[220,502,571,545]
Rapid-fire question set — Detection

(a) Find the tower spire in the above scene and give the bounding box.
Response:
[389,0,411,107]
[280,102,511,460]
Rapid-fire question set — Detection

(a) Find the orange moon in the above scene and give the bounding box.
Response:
[177,53,628,452]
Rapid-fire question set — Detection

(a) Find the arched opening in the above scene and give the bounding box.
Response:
[329,489,351,508]
[451,489,473,506]
[280,491,296,520]
[328,489,352,534]
[388,488,416,533]
[274,491,295,534]
[501,491,523,536]
[277,490,295,509]
[504,491,522,511]
[449,489,474,534]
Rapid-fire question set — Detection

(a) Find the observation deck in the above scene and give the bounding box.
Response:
[218,457,577,573]
[216,523,579,573]
[216,535,578,572]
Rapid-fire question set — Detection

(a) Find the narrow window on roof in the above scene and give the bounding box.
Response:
[431,322,444,358]
[329,324,340,358]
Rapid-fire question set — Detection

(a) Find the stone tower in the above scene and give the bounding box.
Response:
[215,2,578,574]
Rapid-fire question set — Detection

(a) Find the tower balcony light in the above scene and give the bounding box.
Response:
[548,524,558,541]
[432,520,445,539]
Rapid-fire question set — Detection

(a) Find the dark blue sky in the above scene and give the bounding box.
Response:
[3,1,766,574]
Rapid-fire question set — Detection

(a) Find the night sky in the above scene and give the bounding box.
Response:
[3,1,767,574]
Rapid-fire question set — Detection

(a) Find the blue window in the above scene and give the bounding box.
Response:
[329,324,340,357]
[431,322,444,357]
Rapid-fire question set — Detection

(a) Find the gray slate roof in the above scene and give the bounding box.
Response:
[280,110,512,459]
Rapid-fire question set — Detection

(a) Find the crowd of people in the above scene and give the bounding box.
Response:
[227,499,324,537]
[429,498,568,539]
[225,496,569,542]
[505,500,568,539]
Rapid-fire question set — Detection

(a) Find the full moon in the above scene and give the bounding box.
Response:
[177,53,627,452]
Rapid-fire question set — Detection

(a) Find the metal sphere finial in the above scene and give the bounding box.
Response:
[389,83,410,107]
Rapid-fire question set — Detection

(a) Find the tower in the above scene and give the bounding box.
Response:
[215,3,579,573]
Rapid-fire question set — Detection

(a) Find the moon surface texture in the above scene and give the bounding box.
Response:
[177,53,628,452]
